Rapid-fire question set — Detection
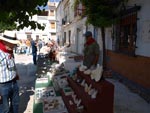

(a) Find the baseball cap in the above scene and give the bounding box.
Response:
[83,31,92,37]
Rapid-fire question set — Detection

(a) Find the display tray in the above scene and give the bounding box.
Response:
[35,87,56,103]
[35,79,53,88]
[43,97,68,113]
[63,87,73,96]
[36,77,49,84]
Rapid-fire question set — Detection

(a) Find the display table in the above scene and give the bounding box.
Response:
[33,56,68,113]
[33,96,68,113]
[34,52,114,113]
[33,76,67,113]
[60,70,114,113]
[33,77,52,113]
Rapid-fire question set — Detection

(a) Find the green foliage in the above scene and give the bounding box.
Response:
[80,0,124,27]
[0,0,47,31]
[0,22,16,32]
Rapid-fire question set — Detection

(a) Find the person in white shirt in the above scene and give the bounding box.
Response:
[0,30,19,113]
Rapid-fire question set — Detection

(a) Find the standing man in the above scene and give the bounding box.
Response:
[31,38,37,65]
[0,30,19,113]
[83,31,100,69]
[25,38,31,55]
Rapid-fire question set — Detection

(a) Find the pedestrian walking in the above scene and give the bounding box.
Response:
[0,30,20,113]
[31,38,37,65]
[83,31,100,69]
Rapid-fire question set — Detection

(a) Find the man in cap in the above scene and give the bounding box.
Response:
[83,31,100,69]
[0,30,19,113]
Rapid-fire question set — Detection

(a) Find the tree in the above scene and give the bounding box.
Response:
[0,0,48,32]
[80,0,126,69]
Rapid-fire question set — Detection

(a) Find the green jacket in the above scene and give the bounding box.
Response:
[83,41,100,68]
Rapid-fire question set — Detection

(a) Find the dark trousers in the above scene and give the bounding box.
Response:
[32,52,37,65]
[0,81,19,113]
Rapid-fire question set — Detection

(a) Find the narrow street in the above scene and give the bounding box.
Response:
[15,54,36,113]
[0,0,150,113]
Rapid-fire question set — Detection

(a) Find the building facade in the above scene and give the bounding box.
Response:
[48,1,59,42]
[105,0,150,90]
[56,0,103,56]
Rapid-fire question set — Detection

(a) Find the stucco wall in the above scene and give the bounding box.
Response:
[107,50,150,88]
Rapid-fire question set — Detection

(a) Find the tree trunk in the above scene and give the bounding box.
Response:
[101,27,106,70]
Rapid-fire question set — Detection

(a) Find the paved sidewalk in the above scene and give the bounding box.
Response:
[107,79,150,113]
[14,53,150,113]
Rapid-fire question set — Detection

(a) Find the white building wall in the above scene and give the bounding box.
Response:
[56,0,67,46]
[48,16,55,20]
[73,18,87,54]
[16,14,50,42]
[56,0,103,58]
[70,27,77,52]
[16,33,27,40]
[69,0,75,23]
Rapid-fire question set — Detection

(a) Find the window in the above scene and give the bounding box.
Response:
[114,5,140,56]
[27,35,31,39]
[63,32,66,46]
[68,30,71,47]
[51,33,56,36]
[38,11,48,16]
[119,13,137,56]
[36,35,39,40]
[74,3,85,17]
[51,33,56,39]
[50,10,54,16]
[51,22,55,29]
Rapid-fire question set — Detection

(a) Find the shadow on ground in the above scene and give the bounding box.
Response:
[19,86,34,113]
[15,63,37,113]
